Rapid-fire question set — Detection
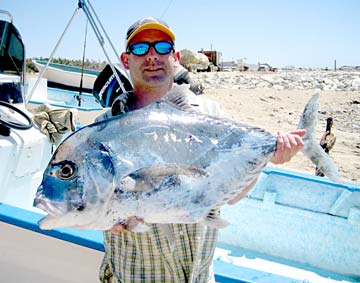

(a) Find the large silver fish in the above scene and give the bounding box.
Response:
[34,90,340,231]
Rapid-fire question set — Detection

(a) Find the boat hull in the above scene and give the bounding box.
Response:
[33,60,99,91]
[219,167,360,279]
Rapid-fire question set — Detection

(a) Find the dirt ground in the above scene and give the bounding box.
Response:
[198,74,360,183]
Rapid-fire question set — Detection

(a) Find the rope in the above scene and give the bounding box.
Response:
[26,7,80,103]
[77,18,89,106]
[160,0,174,19]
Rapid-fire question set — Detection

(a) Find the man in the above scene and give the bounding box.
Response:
[98,17,305,283]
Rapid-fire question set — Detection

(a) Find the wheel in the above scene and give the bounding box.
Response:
[0,101,33,130]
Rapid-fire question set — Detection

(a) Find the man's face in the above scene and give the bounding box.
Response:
[121,29,179,90]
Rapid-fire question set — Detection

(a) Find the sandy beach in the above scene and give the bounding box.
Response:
[195,71,360,183]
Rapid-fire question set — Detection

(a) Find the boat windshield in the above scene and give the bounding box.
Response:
[0,14,25,104]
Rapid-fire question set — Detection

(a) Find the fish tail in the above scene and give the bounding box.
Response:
[298,94,342,183]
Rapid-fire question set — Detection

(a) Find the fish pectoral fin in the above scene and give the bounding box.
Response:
[120,164,207,192]
[202,214,230,229]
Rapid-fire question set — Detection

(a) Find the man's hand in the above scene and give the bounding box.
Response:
[270,130,306,164]
[108,217,145,235]
[109,223,128,234]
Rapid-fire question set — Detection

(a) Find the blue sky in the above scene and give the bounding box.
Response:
[1,0,359,68]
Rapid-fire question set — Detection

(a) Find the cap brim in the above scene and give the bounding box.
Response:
[126,22,175,47]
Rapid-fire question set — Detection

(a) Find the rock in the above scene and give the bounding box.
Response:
[351,78,360,89]
[194,70,360,92]
[180,49,209,70]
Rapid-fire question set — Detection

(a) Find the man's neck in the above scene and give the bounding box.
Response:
[132,84,172,109]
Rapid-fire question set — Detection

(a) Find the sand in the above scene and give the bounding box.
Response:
[196,72,360,183]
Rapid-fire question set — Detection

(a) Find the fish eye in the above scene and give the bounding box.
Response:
[58,162,77,180]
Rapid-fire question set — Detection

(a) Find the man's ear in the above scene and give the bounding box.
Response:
[121,53,130,70]
[173,50,181,64]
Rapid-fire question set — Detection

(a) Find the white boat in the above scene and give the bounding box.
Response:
[1,10,103,282]
[32,59,100,92]
[1,6,360,283]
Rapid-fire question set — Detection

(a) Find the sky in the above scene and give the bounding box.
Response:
[1,0,359,68]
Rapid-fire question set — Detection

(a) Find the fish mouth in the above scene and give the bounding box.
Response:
[33,197,67,217]
[35,198,89,230]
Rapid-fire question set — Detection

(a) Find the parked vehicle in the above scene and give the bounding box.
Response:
[199,50,222,72]
[258,62,278,72]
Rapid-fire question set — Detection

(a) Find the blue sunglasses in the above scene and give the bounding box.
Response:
[127,41,174,56]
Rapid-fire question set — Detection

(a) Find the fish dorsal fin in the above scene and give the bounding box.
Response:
[120,164,207,193]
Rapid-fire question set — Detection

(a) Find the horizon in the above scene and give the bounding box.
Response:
[1,0,359,68]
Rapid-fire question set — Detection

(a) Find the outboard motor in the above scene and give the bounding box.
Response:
[92,64,133,108]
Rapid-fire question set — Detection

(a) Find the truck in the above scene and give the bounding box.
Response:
[198,50,222,72]
[257,62,278,72]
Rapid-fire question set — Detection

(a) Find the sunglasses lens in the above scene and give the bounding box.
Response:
[128,41,173,56]
[154,42,173,54]
[130,43,150,55]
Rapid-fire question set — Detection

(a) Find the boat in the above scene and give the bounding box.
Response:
[1,5,360,283]
[32,59,100,93]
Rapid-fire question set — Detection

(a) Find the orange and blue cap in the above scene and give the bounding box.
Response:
[125,17,175,48]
